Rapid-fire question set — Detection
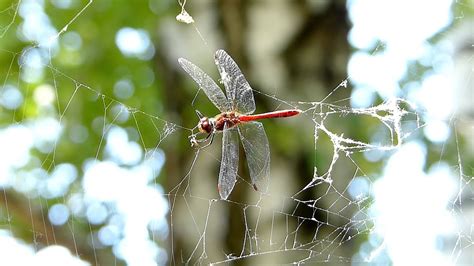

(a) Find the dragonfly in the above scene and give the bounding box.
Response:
[178,50,300,199]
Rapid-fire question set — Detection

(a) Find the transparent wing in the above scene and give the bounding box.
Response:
[218,125,239,200]
[214,50,256,114]
[238,122,270,193]
[178,57,231,112]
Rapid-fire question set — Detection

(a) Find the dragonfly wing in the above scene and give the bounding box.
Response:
[218,125,239,200]
[214,50,256,114]
[178,57,231,112]
[238,122,270,193]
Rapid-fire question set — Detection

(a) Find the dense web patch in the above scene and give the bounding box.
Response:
[0,0,472,265]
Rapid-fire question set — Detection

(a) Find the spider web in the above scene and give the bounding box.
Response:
[0,0,472,265]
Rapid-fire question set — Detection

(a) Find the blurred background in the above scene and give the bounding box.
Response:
[0,0,472,265]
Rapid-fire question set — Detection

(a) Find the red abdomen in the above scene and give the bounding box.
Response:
[239,109,301,122]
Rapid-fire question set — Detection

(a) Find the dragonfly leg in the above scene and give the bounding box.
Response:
[208,131,215,145]
[253,183,259,191]
[196,131,215,149]
[195,109,204,119]
[189,130,215,149]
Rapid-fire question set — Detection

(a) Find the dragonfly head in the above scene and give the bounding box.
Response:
[195,110,213,134]
[198,117,213,134]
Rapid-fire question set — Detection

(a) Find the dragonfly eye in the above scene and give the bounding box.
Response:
[198,117,212,134]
